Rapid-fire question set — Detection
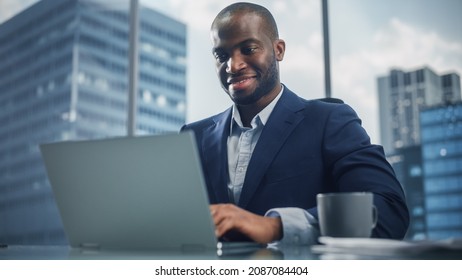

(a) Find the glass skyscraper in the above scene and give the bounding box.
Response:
[0,0,186,244]
[378,67,461,240]
[421,102,462,239]
[378,67,461,156]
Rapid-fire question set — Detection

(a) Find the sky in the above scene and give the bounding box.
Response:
[1,0,461,144]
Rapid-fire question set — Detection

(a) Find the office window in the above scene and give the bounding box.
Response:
[442,74,453,88]
[409,165,422,177]
[391,71,400,88]
[404,72,411,85]
[416,69,425,83]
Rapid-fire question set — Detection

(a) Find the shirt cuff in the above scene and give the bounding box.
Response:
[265,207,319,245]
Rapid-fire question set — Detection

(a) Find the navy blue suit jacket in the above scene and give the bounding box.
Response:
[182,86,409,239]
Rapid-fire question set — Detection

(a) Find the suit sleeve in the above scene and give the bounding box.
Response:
[309,104,409,239]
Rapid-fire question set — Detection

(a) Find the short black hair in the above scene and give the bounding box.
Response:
[212,2,279,41]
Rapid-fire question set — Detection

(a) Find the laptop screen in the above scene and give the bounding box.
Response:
[40,131,217,251]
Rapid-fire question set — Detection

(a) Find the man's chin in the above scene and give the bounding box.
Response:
[231,96,258,106]
[228,90,259,106]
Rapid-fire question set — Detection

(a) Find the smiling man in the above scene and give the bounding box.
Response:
[181,2,409,245]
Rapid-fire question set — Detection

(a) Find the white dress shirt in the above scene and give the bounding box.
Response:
[227,86,319,245]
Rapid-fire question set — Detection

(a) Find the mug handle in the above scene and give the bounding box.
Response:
[371,205,378,228]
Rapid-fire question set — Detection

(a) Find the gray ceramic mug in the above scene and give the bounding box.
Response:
[317,192,378,238]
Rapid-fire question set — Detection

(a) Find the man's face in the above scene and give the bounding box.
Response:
[211,12,283,106]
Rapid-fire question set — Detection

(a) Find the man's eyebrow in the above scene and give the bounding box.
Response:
[212,39,262,54]
[239,38,261,45]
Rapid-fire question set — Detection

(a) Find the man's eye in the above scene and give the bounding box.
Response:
[242,47,257,55]
[214,53,228,63]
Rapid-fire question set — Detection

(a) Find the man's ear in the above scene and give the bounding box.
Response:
[274,39,285,61]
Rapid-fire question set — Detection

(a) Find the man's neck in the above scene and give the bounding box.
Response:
[236,105,261,128]
[236,84,282,127]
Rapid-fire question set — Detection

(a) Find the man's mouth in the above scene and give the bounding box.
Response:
[227,76,256,91]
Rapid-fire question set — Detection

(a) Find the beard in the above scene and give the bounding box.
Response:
[230,54,279,106]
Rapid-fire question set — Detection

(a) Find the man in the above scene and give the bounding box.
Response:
[181,2,409,245]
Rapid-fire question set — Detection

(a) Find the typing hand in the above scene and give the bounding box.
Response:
[210,203,282,244]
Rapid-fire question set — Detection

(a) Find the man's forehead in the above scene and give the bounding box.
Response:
[211,28,265,52]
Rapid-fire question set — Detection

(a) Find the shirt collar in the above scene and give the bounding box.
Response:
[230,85,284,131]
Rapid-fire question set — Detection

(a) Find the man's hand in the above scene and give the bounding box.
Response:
[210,204,282,244]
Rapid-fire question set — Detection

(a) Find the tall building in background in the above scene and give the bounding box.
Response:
[420,103,462,239]
[379,67,461,240]
[378,67,461,156]
[0,0,186,244]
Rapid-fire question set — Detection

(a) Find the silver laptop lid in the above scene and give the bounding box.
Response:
[40,131,217,251]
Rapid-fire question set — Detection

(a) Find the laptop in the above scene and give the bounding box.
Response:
[40,131,220,251]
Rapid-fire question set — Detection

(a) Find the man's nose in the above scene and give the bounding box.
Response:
[226,54,246,74]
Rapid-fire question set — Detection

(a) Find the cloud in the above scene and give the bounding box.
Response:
[279,31,324,100]
[332,18,462,143]
[283,32,323,73]
[167,0,223,30]
[271,0,319,21]
[369,18,462,73]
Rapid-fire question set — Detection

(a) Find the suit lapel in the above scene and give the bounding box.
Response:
[202,108,232,203]
[238,89,306,209]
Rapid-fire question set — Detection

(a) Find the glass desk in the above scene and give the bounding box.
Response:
[1,243,461,260]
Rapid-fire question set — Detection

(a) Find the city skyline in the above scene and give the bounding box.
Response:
[1,0,462,144]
